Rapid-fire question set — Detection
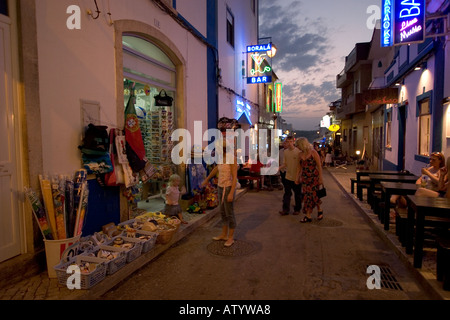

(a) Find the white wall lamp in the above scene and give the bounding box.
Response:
[414,62,427,71]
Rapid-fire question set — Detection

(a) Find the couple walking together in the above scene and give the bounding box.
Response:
[279,136,324,223]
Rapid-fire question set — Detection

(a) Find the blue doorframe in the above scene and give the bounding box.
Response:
[207,0,218,130]
[397,104,407,171]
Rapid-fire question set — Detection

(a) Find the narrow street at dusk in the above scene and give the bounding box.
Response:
[1,0,450,306]
[100,169,431,300]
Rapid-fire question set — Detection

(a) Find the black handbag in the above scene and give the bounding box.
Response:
[317,185,327,198]
[154,89,173,106]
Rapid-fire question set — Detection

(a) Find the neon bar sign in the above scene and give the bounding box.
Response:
[247,51,272,84]
[247,43,272,53]
[381,0,393,47]
[274,82,282,113]
[394,0,425,45]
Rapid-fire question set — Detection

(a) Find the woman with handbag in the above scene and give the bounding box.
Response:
[295,137,325,223]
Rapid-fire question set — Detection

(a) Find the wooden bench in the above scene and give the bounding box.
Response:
[350,178,357,193]
[394,207,408,246]
[372,190,383,218]
[354,178,371,201]
[395,206,450,248]
[436,236,450,290]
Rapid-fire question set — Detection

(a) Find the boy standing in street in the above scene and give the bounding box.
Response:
[279,136,302,215]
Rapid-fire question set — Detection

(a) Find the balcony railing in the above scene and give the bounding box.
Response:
[336,69,352,88]
[335,93,364,120]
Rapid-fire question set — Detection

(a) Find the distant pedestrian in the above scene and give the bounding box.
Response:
[325,150,333,167]
[295,137,324,222]
[278,140,287,190]
[278,136,302,215]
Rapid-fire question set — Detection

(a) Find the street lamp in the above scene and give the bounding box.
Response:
[267,44,277,58]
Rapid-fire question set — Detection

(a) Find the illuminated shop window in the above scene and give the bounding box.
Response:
[386,110,392,148]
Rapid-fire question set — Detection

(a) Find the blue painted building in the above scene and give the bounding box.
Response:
[383,1,449,175]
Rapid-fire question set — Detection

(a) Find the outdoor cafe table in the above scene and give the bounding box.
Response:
[381,182,418,231]
[405,195,450,268]
[368,174,418,207]
[355,170,412,201]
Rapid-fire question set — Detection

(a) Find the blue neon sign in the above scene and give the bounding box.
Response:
[247,43,272,53]
[247,76,272,84]
[394,0,425,45]
[381,0,393,47]
[236,100,252,125]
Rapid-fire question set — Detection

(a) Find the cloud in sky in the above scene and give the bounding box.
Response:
[259,0,377,130]
[259,1,329,73]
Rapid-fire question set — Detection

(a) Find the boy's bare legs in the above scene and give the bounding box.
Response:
[225,229,235,247]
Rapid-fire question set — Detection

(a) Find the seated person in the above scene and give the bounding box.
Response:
[393,152,447,207]
[415,154,449,198]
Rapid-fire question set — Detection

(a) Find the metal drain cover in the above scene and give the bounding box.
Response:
[311,218,344,228]
[365,265,403,291]
[207,240,256,257]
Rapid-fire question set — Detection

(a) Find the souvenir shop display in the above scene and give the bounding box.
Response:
[82,245,127,275]
[78,124,113,176]
[25,187,54,240]
[25,170,90,278]
[27,169,89,241]
[122,80,177,209]
[54,255,107,290]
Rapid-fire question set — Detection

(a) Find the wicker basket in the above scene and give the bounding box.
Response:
[167,217,181,231]
[54,255,107,290]
[156,224,177,245]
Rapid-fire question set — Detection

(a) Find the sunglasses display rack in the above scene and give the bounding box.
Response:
[144,107,174,165]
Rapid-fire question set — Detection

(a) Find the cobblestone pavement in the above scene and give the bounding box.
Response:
[326,165,449,300]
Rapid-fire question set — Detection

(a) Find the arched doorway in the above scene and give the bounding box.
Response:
[114,21,186,220]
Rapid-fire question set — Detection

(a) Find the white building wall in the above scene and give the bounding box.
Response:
[403,55,435,175]
[217,0,259,124]
[385,44,437,175]
[176,0,207,36]
[35,0,208,174]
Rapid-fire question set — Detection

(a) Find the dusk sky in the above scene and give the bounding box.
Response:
[259,0,380,130]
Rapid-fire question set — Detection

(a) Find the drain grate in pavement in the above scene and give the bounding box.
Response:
[311,218,344,228]
[207,240,256,257]
[365,265,403,291]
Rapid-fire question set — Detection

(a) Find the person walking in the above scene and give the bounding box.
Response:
[295,137,324,222]
[201,134,238,247]
[278,140,287,190]
[278,136,302,215]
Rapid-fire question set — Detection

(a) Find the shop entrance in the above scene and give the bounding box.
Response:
[122,35,178,215]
